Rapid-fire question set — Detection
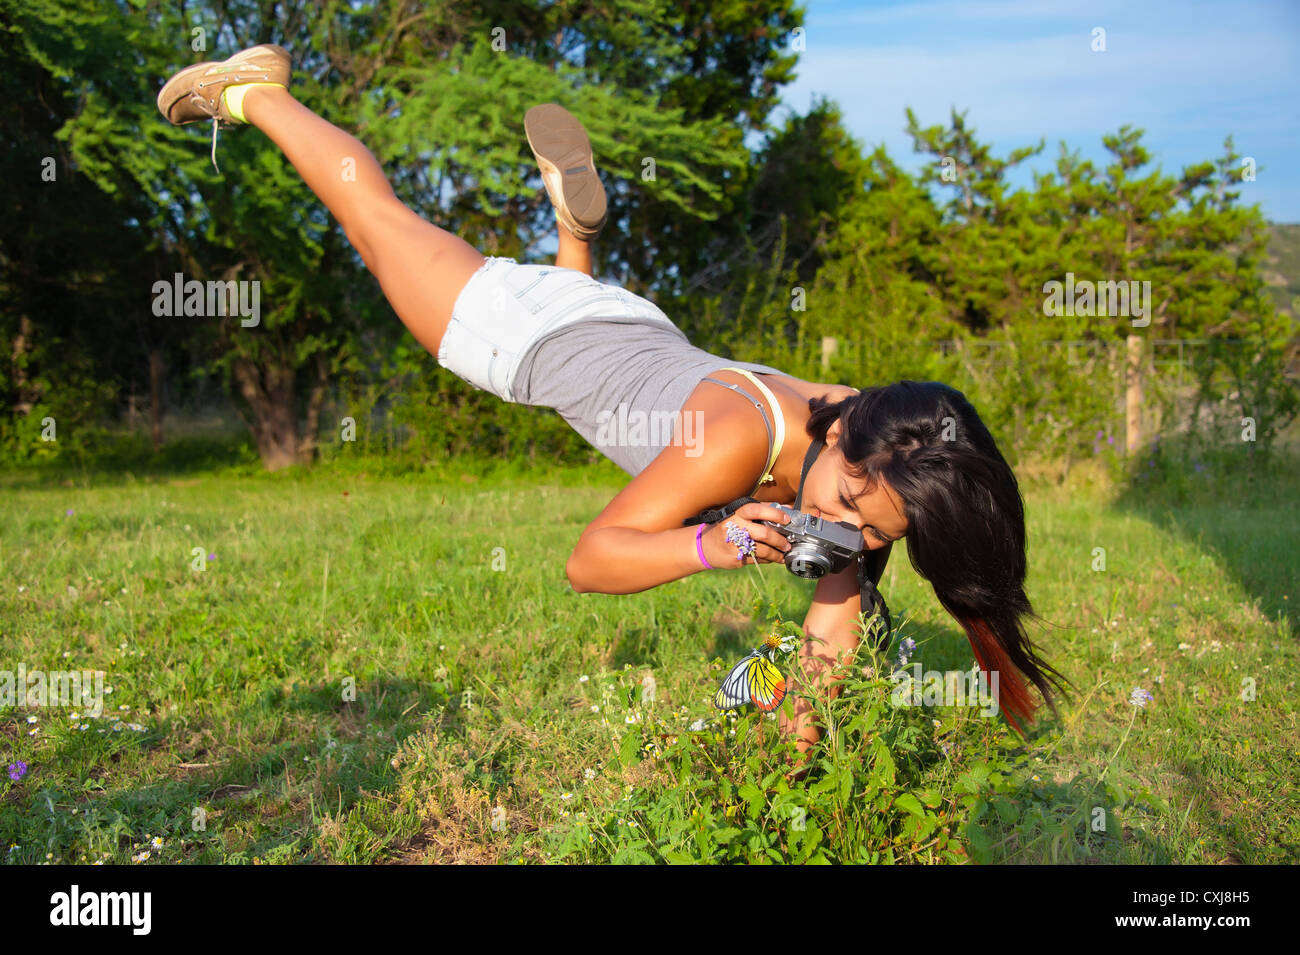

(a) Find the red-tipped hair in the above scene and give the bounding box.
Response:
[961,615,1038,736]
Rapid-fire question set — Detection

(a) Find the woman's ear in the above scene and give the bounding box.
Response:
[826,418,842,448]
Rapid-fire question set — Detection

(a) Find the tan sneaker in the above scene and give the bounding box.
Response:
[524,104,607,241]
[156,43,291,126]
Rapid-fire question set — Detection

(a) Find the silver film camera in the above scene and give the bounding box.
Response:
[759,504,865,579]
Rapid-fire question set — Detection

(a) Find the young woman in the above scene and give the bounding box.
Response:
[157,45,1070,764]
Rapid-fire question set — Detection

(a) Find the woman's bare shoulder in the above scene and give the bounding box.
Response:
[759,372,858,404]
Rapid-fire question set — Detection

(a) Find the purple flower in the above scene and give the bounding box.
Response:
[207,553,217,561]
[1096,430,1104,440]
[1107,435,1114,445]
[1193,462,1204,473]
[7,761,27,782]
[1093,443,1101,455]
[65,509,74,517]
[1129,687,1154,708]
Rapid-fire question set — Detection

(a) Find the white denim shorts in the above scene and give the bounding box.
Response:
[436,256,682,403]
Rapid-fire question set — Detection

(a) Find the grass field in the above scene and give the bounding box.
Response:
[1,448,1296,864]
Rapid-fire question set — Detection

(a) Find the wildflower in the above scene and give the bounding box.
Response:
[151,837,164,849]
[625,714,638,724]
[560,792,573,802]
[1129,687,1154,708]
[689,719,706,732]
[579,675,589,683]
[591,705,600,713]
[778,633,801,654]
[25,716,37,724]
[584,768,596,782]
[66,509,74,516]
[207,553,216,561]
[897,636,916,666]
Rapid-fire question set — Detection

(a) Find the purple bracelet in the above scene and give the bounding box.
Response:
[695,523,714,569]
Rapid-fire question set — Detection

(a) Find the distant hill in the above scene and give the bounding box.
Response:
[1264,223,1300,316]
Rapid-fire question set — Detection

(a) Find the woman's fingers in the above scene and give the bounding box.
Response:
[707,515,791,567]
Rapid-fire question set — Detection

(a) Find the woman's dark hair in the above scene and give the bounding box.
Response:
[806,380,1072,735]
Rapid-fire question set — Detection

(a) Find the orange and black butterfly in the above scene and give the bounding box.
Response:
[713,632,794,712]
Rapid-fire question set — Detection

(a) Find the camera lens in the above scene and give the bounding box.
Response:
[786,543,832,579]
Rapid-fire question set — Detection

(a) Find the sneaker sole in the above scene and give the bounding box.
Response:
[524,104,606,238]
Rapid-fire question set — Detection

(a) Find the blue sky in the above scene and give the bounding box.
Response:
[779,0,1300,222]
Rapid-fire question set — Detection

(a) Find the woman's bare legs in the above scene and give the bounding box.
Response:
[237,85,484,358]
[555,224,593,276]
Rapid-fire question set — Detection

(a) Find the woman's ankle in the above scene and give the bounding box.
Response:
[225,82,289,125]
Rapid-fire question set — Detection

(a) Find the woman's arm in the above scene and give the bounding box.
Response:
[780,558,873,756]
[566,414,792,594]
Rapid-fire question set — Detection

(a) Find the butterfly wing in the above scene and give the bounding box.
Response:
[713,649,787,712]
[746,655,787,711]
[714,650,760,710]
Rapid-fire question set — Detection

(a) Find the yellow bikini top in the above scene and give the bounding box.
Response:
[698,367,785,496]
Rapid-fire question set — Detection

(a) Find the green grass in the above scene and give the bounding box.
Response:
[0,450,1295,864]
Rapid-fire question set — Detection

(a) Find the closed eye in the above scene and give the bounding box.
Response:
[838,489,886,542]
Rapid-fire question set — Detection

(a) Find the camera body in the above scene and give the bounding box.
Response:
[759,503,865,579]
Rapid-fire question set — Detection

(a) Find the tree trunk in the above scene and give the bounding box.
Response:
[297,352,328,463]
[232,356,303,471]
[1125,334,1143,455]
[149,348,164,453]
[12,315,35,416]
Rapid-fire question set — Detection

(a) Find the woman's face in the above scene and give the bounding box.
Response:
[801,420,908,551]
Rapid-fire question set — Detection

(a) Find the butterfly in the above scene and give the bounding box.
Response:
[713,632,796,712]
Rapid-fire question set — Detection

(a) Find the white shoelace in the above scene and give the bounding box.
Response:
[210,117,221,175]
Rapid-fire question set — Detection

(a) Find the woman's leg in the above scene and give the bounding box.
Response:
[237,85,484,358]
[554,225,594,276]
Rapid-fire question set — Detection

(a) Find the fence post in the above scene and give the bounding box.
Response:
[821,336,838,372]
[1125,334,1144,454]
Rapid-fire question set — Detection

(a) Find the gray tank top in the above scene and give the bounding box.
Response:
[511,319,789,476]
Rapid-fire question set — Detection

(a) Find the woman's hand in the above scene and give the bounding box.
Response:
[702,501,794,568]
